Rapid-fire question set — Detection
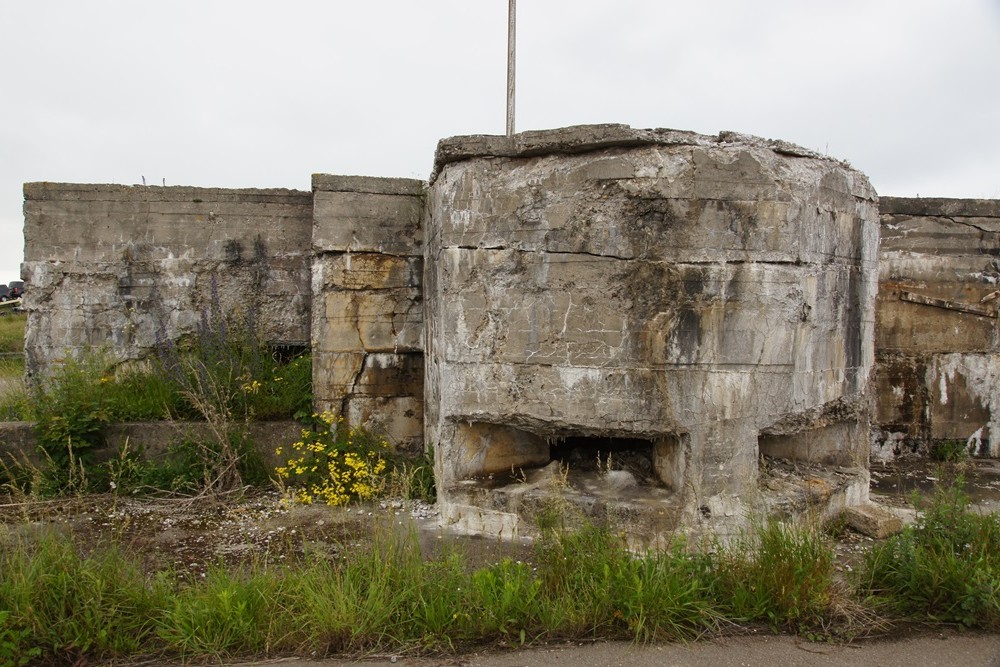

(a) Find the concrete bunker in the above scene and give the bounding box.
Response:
[425,126,879,542]
[20,124,902,542]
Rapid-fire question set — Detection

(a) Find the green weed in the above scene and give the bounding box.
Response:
[157,567,294,656]
[711,519,836,631]
[859,477,1000,628]
[533,521,719,641]
[0,534,170,664]
[387,446,437,503]
[929,439,970,462]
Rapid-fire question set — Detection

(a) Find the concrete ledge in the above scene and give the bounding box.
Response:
[879,197,1000,218]
[311,174,425,196]
[431,123,838,184]
[24,182,311,203]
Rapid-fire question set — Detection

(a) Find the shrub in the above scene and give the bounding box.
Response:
[31,355,116,492]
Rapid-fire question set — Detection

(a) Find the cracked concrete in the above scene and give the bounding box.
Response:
[310,175,425,452]
[425,125,879,541]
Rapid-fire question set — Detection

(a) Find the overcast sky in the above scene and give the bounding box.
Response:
[2,1,998,282]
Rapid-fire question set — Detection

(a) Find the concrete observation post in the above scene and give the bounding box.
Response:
[424,125,879,542]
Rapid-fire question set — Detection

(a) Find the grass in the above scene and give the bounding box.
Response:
[0,312,26,421]
[0,312,25,356]
[0,512,855,664]
[0,477,997,664]
[711,518,836,631]
[858,476,1000,628]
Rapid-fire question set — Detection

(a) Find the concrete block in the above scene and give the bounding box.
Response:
[345,395,424,451]
[844,503,904,539]
[316,253,421,291]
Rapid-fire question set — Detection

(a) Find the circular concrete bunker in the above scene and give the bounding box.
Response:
[425,125,879,540]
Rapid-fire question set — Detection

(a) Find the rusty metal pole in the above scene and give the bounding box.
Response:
[506,0,516,136]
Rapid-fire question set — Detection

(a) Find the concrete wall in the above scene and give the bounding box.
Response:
[22,183,313,377]
[874,197,1000,458]
[310,175,425,452]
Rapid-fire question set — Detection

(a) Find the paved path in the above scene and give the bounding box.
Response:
[228,631,1000,667]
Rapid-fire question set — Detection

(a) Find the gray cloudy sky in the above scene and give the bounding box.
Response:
[2,1,999,282]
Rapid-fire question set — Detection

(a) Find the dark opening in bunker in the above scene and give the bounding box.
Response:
[551,436,659,483]
[547,434,687,493]
[453,422,687,493]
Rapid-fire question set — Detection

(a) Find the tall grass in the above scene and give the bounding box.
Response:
[0,514,856,664]
[0,312,27,422]
[858,477,1000,628]
[533,521,719,641]
[4,488,996,665]
[711,518,836,631]
[0,534,171,663]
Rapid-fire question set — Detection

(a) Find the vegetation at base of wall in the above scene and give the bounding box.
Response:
[0,299,313,496]
[0,515,829,664]
[858,476,1000,628]
[0,479,996,663]
[929,439,971,462]
[99,435,272,496]
[275,412,390,506]
[273,412,436,506]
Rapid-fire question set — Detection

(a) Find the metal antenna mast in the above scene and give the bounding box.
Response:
[506,0,516,136]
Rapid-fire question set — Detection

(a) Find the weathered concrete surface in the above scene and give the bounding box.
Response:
[874,197,1000,459]
[310,175,425,452]
[425,125,879,540]
[22,183,313,377]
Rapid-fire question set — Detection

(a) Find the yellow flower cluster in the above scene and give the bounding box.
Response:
[275,412,390,506]
[241,379,262,395]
